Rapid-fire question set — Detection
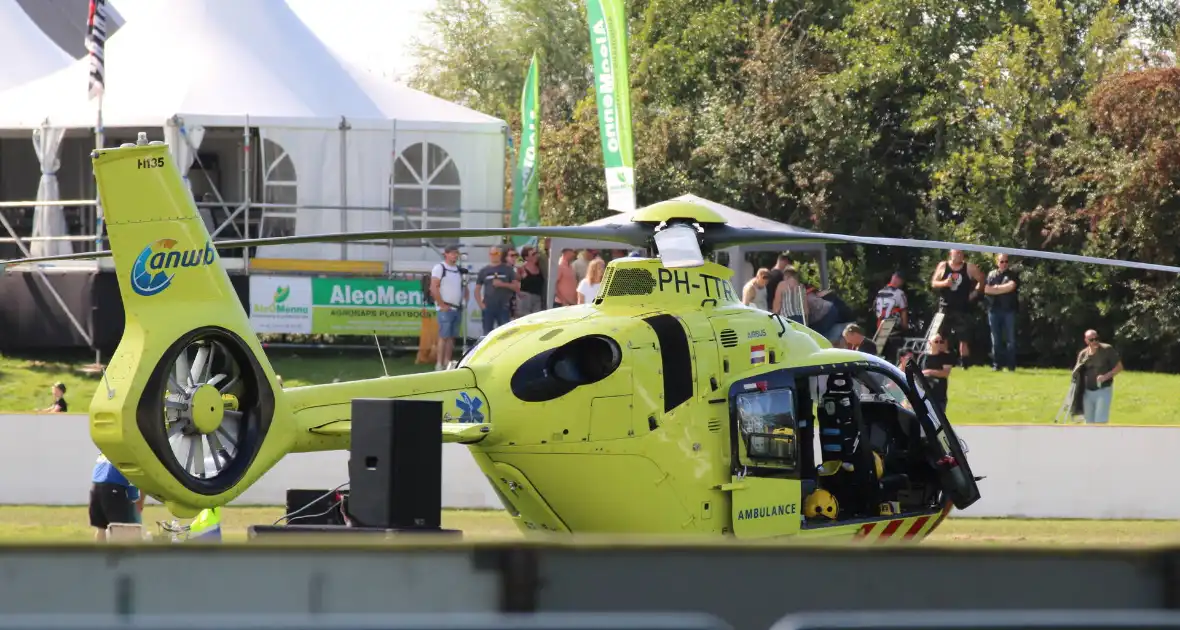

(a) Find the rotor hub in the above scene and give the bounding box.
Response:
[189,384,224,434]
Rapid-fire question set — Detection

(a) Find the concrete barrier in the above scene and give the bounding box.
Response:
[2,414,500,509]
[0,542,1176,628]
[9,414,1180,518]
[954,424,1180,519]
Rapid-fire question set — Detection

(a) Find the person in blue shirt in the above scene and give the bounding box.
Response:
[90,454,144,541]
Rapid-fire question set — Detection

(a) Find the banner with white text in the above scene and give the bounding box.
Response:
[311,277,433,336]
[249,275,488,339]
[585,0,636,212]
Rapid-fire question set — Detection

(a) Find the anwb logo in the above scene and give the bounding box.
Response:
[130,238,216,297]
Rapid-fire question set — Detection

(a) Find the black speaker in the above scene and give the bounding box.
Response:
[347,398,443,530]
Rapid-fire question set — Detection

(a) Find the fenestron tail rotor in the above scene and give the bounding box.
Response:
[140,327,275,498]
[163,337,245,481]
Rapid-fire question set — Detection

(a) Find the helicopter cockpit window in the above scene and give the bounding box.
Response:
[807,370,911,412]
[734,388,798,467]
[857,370,912,410]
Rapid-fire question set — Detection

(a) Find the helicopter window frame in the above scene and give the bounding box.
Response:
[794,360,931,444]
[796,360,915,411]
[733,386,800,471]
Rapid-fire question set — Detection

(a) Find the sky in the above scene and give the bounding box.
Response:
[285,0,438,83]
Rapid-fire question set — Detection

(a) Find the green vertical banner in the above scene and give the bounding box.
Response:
[511,52,541,248]
[585,0,636,212]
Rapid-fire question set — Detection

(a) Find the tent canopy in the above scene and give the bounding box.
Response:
[0,0,75,92]
[0,0,503,132]
[545,194,830,301]
[11,0,126,60]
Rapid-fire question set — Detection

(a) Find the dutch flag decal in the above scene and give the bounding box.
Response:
[750,345,766,364]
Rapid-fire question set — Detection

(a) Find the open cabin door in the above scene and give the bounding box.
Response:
[903,361,982,510]
[725,384,803,539]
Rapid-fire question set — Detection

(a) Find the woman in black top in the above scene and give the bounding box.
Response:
[516,245,546,316]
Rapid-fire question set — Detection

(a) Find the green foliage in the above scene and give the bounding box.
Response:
[410,0,1180,370]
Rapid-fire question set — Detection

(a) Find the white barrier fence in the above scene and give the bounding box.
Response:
[6,414,500,509]
[7,414,1180,519]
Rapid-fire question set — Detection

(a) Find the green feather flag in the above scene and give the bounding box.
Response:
[510,52,541,248]
[585,0,635,212]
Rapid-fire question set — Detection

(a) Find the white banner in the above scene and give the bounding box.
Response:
[249,275,313,334]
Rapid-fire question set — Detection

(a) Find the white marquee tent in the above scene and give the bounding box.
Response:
[0,0,507,263]
[544,194,830,303]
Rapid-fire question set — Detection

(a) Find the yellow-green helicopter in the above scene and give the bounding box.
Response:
[6,141,1178,543]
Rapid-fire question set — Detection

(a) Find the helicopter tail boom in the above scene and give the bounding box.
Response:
[284,368,495,453]
[306,419,491,444]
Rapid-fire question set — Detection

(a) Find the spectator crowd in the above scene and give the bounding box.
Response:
[425,240,635,371]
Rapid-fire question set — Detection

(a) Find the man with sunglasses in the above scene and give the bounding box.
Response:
[919,335,955,414]
[984,254,1019,371]
[1074,330,1123,424]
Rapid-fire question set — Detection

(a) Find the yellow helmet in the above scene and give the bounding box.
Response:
[804,488,839,520]
[873,451,884,478]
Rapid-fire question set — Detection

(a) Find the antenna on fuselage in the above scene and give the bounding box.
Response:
[373,332,389,377]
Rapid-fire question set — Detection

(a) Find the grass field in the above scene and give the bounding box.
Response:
[4,348,1179,425]
[3,506,1180,547]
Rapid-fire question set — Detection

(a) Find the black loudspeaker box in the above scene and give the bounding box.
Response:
[347,398,443,530]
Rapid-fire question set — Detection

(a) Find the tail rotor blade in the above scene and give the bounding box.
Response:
[191,345,209,386]
[175,349,191,390]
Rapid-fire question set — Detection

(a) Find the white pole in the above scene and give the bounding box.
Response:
[91,93,105,366]
[94,94,104,253]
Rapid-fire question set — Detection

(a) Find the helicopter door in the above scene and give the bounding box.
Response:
[726,386,803,539]
[902,361,982,510]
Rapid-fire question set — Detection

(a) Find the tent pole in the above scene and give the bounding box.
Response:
[339,116,349,261]
[94,95,104,254]
[94,94,104,366]
[388,118,397,277]
[243,115,252,271]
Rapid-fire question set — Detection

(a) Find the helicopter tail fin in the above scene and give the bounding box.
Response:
[90,141,286,517]
[95,141,246,326]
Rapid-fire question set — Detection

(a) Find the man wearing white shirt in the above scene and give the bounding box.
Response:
[430,245,465,370]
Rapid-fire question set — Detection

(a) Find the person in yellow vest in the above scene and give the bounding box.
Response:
[187,507,222,542]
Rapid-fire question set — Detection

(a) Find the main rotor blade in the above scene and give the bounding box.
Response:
[708,226,1180,274]
[215,224,651,251]
[0,224,651,268]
